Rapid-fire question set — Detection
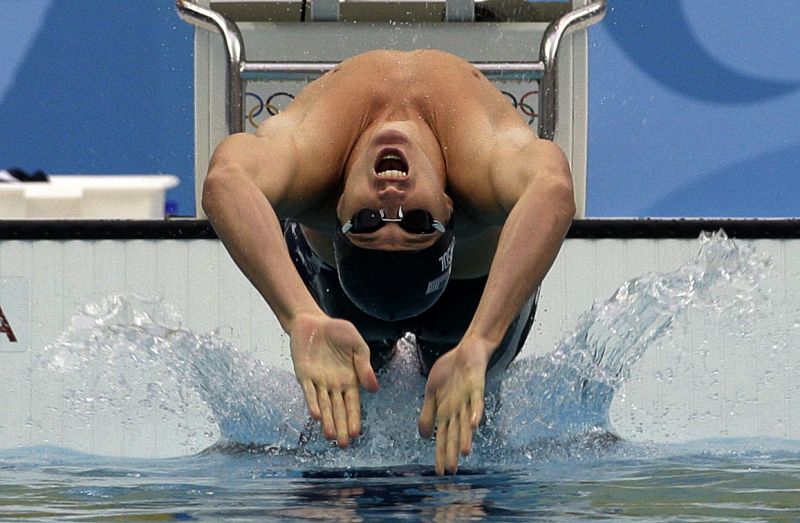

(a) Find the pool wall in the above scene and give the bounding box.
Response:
[1,220,799,457]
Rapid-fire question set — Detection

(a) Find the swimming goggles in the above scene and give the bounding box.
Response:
[340,207,447,234]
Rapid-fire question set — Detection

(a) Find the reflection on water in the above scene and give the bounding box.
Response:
[1,231,798,520]
[2,443,799,521]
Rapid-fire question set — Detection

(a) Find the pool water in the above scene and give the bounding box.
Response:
[2,231,799,521]
[2,443,800,521]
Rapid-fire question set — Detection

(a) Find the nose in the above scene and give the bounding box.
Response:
[378,186,405,215]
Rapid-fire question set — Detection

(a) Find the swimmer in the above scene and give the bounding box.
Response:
[203,49,574,475]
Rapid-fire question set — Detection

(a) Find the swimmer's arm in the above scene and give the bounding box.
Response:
[419,137,573,475]
[465,138,575,354]
[205,133,379,447]
[202,132,324,330]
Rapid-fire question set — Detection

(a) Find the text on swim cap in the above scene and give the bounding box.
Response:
[439,243,454,272]
[426,272,449,295]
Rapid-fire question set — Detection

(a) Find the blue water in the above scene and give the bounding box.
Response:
[2,442,800,521]
[2,231,799,521]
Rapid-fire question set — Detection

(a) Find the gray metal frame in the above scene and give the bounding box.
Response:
[175,0,606,140]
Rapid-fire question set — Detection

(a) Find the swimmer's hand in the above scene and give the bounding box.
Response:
[418,336,491,475]
[289,312,379,448]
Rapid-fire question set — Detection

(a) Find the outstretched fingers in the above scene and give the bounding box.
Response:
[331,391,351,447]
[302,383,354,448]
[460,407,474,455]
[433,414,463,475]
[301,381,361,447]
[344,387,362,439]
[470,391,484,429]
[317,388,337,441]
[459,392,484,456]
[300,380,321,420]
[434,419,448,476]
[309,387,356,447]
[353,342,379,392]
[292,317,377,449]
[446,417,461,474]
[418,394,436,439]
[426,393,485,475]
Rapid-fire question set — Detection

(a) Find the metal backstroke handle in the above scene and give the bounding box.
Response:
[175,0,606,140]
[176,0,246,136]
[538,0,606,140]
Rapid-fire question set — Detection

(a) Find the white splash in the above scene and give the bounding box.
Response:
[39,231,782,467]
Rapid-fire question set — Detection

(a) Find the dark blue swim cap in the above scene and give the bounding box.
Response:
[333,227,455,321]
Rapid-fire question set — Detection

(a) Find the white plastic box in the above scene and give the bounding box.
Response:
[0,175,180,219]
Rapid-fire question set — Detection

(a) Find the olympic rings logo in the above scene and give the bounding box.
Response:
[246,92,296,128]
[245,89,538,128]
[501,90,539,126]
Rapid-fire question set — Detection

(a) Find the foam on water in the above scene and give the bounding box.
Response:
[37,231,787,469]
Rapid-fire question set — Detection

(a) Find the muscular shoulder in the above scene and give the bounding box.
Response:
[414,55,534,215]
[327,49,477,90]
[408,49,480,77]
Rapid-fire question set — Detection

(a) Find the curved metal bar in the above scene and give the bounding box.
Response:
[176,0,606,137]
[176,0,246,134]
[537,0,607,140]
[242,62,545,82]
[476,62,545,81]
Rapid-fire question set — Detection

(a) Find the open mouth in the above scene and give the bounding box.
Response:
[374,150,408,178]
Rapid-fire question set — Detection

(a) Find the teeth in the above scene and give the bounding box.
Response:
[376,169,407,178]
[376,153,408,177]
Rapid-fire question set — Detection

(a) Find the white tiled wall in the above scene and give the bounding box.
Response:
[1,236,798,457]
